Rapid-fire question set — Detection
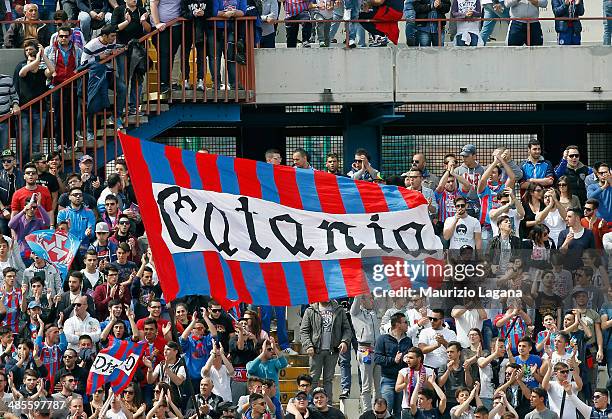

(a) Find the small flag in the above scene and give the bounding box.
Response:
[86,337,145,395]
[25,229,81,280]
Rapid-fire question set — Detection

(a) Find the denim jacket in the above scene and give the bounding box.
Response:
[551,0,584,33]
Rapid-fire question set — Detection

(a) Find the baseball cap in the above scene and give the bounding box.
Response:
[1,149,14,158]
[79,154,93,163]
[294,390,308,399]
[312,387,327,397]
[32,152,47,162]
[460,144,477,157]
[572,287,588,296]
[28,301,42,309]
[95,222,110,233]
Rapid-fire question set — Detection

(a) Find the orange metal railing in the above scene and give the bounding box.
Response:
[0,16,256,170]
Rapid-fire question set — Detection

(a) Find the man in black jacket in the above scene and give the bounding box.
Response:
[0,149,23,236]
[413,0,451,46]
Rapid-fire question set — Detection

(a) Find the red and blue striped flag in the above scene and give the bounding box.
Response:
[86,337,145,395]
[119,134,444,307]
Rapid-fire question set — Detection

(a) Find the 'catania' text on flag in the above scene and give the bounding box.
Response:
[119,133,443,307]
[25,229,81,280]
[87,337,145,395]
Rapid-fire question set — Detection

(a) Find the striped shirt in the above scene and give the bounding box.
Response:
[35,332,68,390]
[495,313,527,353]
[0,288,22,333]
[81,38,120,68]
[478,182,504,226]
[434,187,467,223]
[0,75,19,116]
[284,0,313,17]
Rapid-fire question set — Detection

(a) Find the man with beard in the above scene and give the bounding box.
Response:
[443,196,482,252]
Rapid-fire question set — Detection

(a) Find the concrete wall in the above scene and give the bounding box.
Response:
[254,47,395,104]
[0,49,25,76]
[255,45,612,104]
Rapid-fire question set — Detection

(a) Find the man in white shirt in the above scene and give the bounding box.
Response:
[63,295,101,350]
[542,359,582,419]
[443,196,482,251]
[418,309,457,370]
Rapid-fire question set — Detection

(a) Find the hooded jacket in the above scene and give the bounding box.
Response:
[300,301,353,352]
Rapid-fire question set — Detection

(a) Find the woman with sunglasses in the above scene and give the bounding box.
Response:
[88,386,106,418]
[122,382,146,419]
[557,175,581,212]
[519,182,546,239]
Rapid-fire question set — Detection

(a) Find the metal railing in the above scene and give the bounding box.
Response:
[0,16,256,170]
[270,15,612,48]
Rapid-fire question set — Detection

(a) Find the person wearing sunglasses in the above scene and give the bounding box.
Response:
[587,162,612,223]
[555,146,590,206]
[347,148,383,183]
[541,358,582,419]
[580,200,610,250]
[51,348,87,396]
[50,373,79,419]
[563,383,612,419]
[443,196,482,252]
[358,397,391,419]
[63,295,101,351]
[0,149,23,236]
[207,300,235,353]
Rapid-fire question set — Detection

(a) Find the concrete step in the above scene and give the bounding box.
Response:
[279,366,309,380]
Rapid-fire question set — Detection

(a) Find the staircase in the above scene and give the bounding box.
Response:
[270,311,362,417]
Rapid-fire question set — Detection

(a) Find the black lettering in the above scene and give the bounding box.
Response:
[393,222,425,255]
[204,203,238,256]
[156,186,197,249]
[269,214,314,256]
[235,197,271,259]
[367,214,393,253]
[318,220,365,254]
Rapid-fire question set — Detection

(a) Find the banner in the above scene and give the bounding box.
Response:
[119,133,443,307]
[25,229,81,280]
[86,337,145,395]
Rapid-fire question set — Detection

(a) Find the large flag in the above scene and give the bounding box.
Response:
[25,229,81,280]
[119,133,443,307]
[87,337,145,394]
[359,0,404,44]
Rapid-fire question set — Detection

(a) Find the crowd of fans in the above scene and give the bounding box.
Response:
[0,140,607,419]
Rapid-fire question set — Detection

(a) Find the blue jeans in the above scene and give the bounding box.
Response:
[330,6,366,45]
[480,3,510,44]
[260,306,289,350]
[507,21,543,45]
[114,55,130,116]
[20,110,46,165]
[416,29,444,46]
[0,119,10,151]
[36,3,56,20]
[604,0,612,45]
[78,11,111,42]
[342,0,360,41]
[381,376,402,419]
[606,347,612,395]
